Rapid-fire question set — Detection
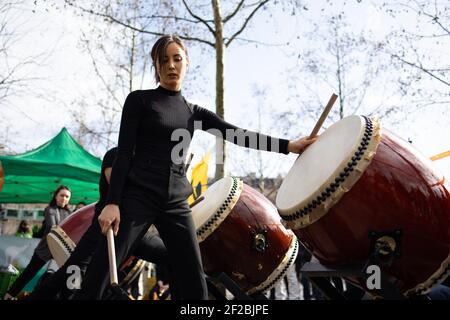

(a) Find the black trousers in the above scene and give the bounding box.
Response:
[73,161,208,300]
[7,252,47,297]
[29,210,169,300]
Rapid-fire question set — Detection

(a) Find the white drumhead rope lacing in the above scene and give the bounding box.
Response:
[281,116,381,230]
[404,252,450,297]
[246,235,299,295]
[196,176,243,243]
[47,226,76,266]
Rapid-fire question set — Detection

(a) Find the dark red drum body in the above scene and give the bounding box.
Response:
[192,177,298,294]
[276,116,450,296]
[58,203,96,244]
[47,203,145,287]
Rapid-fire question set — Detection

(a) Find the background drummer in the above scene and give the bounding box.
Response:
[4,186,72,300]
[28,147,169,300]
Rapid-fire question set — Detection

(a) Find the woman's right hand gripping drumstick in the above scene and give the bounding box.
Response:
[287,136,319,154]
[288,93,337,154]
[99,204,121,236]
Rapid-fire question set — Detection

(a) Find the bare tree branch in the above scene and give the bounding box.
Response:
[0,2,52,110]
[59,0,284,178]
[225,0,269,47]
[415,1,450,35]
[63,0,215,47]
[80,31,123,110]
[133,14,214,24]
[391,54,450,87]
[230,36,288,47]
[223,0,245,24]
[181,0,216,37]
[389,1,450,36]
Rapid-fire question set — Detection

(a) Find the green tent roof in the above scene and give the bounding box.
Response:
[0,128,102,204]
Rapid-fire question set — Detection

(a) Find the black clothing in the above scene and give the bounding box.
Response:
[29,217,167,300]
[7,253,47,297]
[76,86,290,300]
[29,148,118,299]
[155,262,170,285]
[28,148,169,300]
[106,86,289,206]
[74,162,202,300]
[7,205,70,297]
[34,206,71,261]
[95,147,117,213]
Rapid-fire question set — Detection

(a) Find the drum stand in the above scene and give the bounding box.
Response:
[206,265,409,300]
[205,273,268,300]
[299,229,434,300]
[300,259,409,300]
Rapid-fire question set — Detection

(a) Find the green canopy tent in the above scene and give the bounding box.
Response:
[0,128,102,204]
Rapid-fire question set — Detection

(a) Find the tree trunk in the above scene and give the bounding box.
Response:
[129,31,136,92]
[212,0,225,180]
[334,33,344,120]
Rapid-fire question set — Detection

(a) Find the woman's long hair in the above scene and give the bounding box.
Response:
[49,185,71,210]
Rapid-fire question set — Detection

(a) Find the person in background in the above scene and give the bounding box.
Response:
[427,283,450,300]
[32,224,43,238]
[15,220,33,239]
[74,202,87,212]
[148,263,171,300]
[3,185,72,300]
[28,148,168,300]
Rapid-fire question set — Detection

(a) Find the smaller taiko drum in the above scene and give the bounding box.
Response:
[191,176,298,294]
[47,203,97,267]
[47,203,146,287]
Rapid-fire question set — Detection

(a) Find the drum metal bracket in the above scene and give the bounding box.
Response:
[368,229,402,267]
[251,229,269,252]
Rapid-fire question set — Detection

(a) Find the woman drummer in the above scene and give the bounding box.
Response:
[75,34,317,300]
[4,186,72,300]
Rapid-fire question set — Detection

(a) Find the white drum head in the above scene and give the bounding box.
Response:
[276,115,381,229]
[47,226,76,267]
[192,176,243,242]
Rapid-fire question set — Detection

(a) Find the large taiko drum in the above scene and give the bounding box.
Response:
[192,176,298,294]
[276,115,450,297]
[47,203,146,288]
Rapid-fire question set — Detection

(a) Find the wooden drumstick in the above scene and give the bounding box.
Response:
[430,150,450,161]
[308,93,338,138]
[107,227,135,300]
[297,93,338,158]
[106,227,119,285]
[185,152,194,171]
[189,195,205,208]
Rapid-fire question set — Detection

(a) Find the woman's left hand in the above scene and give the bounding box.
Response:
[287,136,319,154]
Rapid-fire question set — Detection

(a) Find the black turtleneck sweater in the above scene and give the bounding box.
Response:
[106,86,290,205]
